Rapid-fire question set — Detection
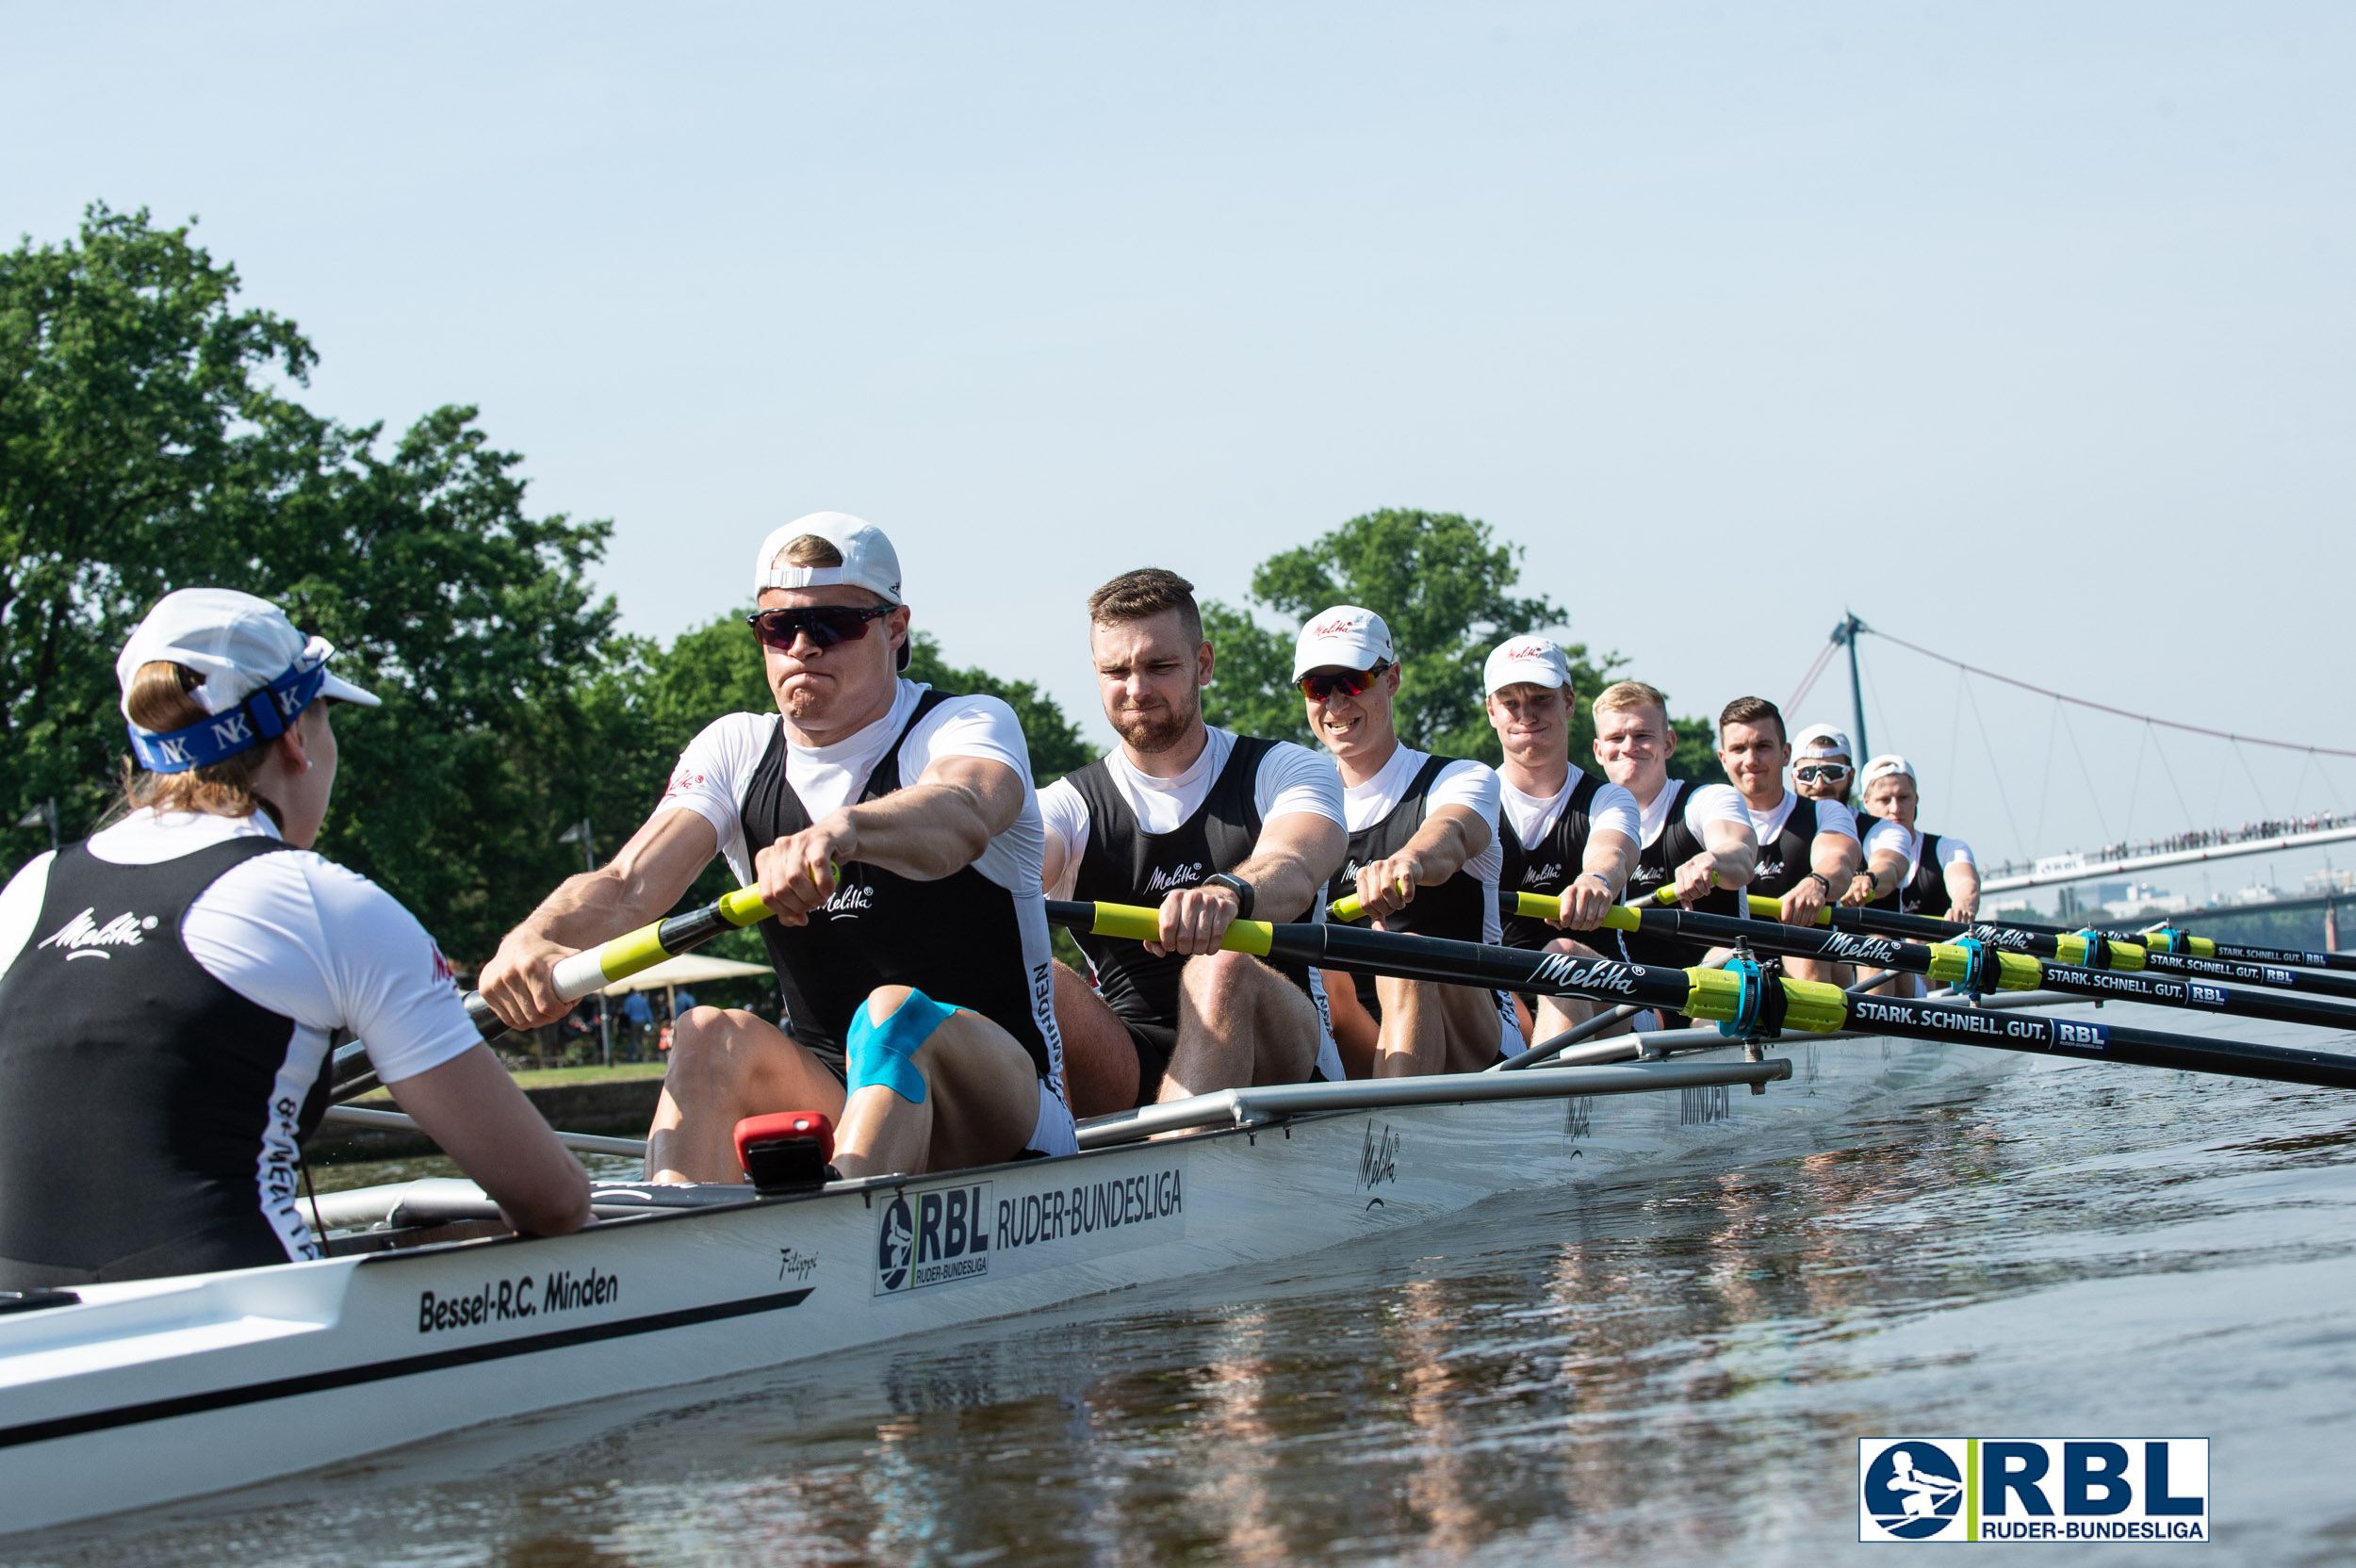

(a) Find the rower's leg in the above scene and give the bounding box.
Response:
[647,1007,846,1184]
[1163,952,1319,1101]
[1372,975,1448,1076]
[1051,960,1140,1117]
[1321,968,1380,1078]
[1531,938,1607,1038]
[833,987,1039,1179]
[1434,982,1507,1073]
[1782,956,1840,987]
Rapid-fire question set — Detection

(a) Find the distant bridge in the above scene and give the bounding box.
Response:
[1978,815,2356,894]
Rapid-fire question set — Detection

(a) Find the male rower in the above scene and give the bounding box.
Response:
[1041,568,1347,1116]
[483,513,1075,1181]
[1589,680,1757,972]
[1483,636,1641,1044]
[1790,724,1857,809]
[1846,755,1980,922]
[1717,695,1863,985]
[1299,607,1522,1075]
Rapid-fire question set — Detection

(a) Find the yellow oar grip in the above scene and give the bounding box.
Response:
[1331,893,1366,923]
[1086,901,1274,958]
[1505,890,1642,933]
[1679,969,1848,1034]
[590,926,668,982]
[1742,892,1835,926]
[719,887,773,925]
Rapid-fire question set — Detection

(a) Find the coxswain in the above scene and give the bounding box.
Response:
[482,514,1075,1181]
[1588,680,1757,972]
[0,590,589,1287]
[1298,607,1522,1075]
[1717,696,1861,983]
[1041,568,1346,1116]
[1482,637,1642,1044]
[1845,754,1979,922]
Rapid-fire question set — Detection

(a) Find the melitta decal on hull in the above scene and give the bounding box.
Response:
[875,1164,1188,1296]
[38,907,160,960]
[1529,953,1643,995]
[1821,930,1906,965]
[417,1267,619,1333]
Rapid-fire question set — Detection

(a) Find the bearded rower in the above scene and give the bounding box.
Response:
[1482,637,1641,1043]
[0,591,588,1287]
[1715,695,1862,985]
[1041,569,1346,1117]
[1298,607,1522,1075]
[1790,723,1857,810]
[1588,680,1757,972]
[483,514,1075,1181]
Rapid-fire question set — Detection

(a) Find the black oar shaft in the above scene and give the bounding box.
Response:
[1842,991,2356,1089]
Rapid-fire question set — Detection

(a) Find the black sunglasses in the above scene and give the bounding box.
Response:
[1297,662,1391,703]
[745,604,892,653]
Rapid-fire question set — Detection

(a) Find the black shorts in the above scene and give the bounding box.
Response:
[1122,1020,1177,1107]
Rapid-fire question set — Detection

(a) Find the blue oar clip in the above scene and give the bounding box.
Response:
[2074,928,2114,970]
[1717,946,1783,1040]
[1951,934,1996,999]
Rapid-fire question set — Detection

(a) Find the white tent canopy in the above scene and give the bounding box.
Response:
[600,954,773,997]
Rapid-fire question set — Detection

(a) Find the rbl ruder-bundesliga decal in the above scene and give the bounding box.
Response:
[1858,1438,2208,1543]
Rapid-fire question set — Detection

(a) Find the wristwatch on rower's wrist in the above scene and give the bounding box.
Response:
[1203,873,1255,920]
[1804,872,1832,897]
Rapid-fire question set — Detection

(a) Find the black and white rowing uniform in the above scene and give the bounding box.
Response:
[1497,771,1642,952]
[1323,745,1525,1058]
[1742,790,1859,906]
[661,679,1077,1157]
[1863,822,1976,919]
[1040,728,1347,1100]
[1615,777,1750,969]
[0,810,479,1287]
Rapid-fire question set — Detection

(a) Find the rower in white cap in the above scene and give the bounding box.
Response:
[1845,754,1979,923]
[482,513,1077,1180]
[1790,723,1857,810]
[1481,636,1642,1044]
[0,589,590,1287]
[1296,606,1523,1075]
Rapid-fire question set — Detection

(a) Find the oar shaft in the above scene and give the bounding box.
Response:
[461,886,778,1039]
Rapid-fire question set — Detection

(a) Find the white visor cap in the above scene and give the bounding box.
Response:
[1483,635,1574,695]
[116,588,379,722]
[1861,753,1915,788]
[753,512,904,605]
[1791,723,1853,760]
[1292,605,1396,681]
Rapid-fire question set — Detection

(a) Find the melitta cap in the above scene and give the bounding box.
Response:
[1291,606,1395,681]
[117,588,379,775]
[1861,753,1915,787]
[1791,722,1853,760]
[753,512,904,605]
[1482,636,1573,695]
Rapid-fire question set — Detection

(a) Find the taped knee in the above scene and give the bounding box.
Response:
[845,988,960,1104]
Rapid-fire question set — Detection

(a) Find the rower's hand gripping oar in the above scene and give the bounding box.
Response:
[460,885,781,1038]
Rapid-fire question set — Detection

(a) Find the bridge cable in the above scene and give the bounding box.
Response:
[1963,671,2028,865]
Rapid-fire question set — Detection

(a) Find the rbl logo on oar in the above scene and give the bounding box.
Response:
[1858,1437,2208,1543]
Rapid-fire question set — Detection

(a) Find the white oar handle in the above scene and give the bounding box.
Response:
[550,948,614,1001]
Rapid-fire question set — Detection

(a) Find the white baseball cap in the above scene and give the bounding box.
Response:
[1791,723,1853,760]
[1861,753,1915,787]
[1291,606,1395,681]
[117,589,378,773]
[752,512,904,605]
[1482,636,1574,695]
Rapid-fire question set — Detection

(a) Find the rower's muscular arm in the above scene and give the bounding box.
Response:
[1150,811,1346,956]
[1554,828,1638,930]
[1781,829,1863,926]
[1354,804,1488,922]
[753,754,1023,920]
[482,808,721,1029]
[1946,860,1981,923]
[1677,819,1757,905]
[1844,841,1911,906]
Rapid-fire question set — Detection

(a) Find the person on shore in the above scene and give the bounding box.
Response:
[1041,568,1346,1116]
[1483,637,1641,1044]
[1717,695,1861,984]
[482,513,1075,1181]
[1299,607,1523,1075]
[0,589,589,1287]
[1588,680,1757,972]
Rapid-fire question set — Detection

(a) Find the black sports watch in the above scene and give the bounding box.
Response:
[1804,871,1833,897]
[1203,872,1255,920]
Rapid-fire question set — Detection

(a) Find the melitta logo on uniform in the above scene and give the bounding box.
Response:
[1858,1437,2207,1543]
[1306,613,1363,639]
[417,1267,618,1333]
[1144,862,1207,894]
[38,907,160,960]
[820,883,875,916]
[1522,862,1564,887]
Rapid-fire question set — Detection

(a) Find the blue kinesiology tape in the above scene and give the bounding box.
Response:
[845,988,959,1104]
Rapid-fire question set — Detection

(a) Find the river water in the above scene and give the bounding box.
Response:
[11,1010,2356,1565]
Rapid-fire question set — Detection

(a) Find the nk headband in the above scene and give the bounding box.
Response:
[126,658,329,774]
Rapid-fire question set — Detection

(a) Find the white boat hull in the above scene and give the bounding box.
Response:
[0,1035,1989,1535]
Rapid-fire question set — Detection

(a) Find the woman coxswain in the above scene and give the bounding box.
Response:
[0,590,589,1289]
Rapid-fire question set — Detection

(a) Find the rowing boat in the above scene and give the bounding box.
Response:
[0,1027,1999,1535]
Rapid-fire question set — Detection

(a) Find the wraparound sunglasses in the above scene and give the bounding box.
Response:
[745,604,892,652]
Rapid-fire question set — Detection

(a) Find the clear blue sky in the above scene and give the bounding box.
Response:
[9,2,2352,876]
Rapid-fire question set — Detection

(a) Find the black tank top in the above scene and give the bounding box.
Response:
[1497,773,1605,952]
[1615,778,1742,969]
[0,837,320,1288]
[1324,753,1492,1015]
[1749,794,1846,901]
[1870,828,1952,918]
[1064,735,1326,1029]
[739,692,1058,1083]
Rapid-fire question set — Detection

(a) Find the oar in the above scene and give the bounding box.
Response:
[457,886,779,1039]
[1952,906,2354,975]
[1046,900,2356,1090]
[1547,893,2356,1034]
[1721,891,2356,1004]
